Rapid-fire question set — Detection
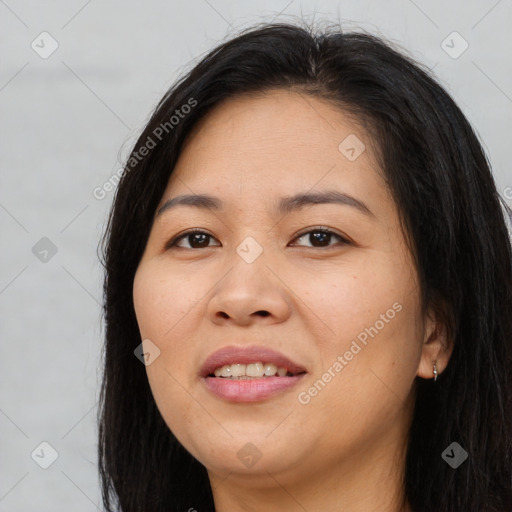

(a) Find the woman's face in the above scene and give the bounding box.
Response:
[133,90,438,489]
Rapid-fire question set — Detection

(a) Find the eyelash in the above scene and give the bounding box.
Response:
[165,226,351,250]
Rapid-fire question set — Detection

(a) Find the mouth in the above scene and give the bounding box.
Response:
[210,362,302,379]
[200,345,308,402]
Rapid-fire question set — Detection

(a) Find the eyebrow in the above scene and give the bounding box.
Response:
[156,190,374,218]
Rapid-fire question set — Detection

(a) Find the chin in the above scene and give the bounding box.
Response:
[184,430,306,477]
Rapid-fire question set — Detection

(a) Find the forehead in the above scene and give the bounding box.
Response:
[160,89,387,213]
[180,89,370,160]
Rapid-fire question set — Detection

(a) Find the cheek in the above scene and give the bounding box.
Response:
[133,264,212,450]
[133,261,228,395]
[295,259,414,343]
[294,271,421,453]
[133,263,205,342]
[132,264,200,400]
[295,255,422,392]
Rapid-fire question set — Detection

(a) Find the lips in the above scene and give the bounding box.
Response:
[199,345,307,378]
[200,345,308,403]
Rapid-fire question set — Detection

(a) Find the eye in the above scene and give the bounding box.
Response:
[165,230,219,250]
[290,227,350,249]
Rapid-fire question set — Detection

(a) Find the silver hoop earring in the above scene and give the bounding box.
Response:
[433,361,438,382]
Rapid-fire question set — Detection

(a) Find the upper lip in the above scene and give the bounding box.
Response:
[200,345,307,378]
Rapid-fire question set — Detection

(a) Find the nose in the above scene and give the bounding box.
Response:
[206,259,292,327]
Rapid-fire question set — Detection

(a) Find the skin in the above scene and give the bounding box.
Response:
[132,90,453,512]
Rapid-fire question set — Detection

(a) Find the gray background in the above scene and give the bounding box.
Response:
[1,0,511,510]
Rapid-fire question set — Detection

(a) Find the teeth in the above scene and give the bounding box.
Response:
[246,362,263,377]
[264,363,278,376]
[212,362,291,379]
[231,364,246,377]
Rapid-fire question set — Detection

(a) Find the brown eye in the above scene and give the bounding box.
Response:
[291,228,349,248]
[166,230,219,250]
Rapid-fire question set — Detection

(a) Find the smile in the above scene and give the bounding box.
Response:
[201,345,308,402]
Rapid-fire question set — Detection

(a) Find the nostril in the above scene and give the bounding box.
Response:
[256,311,270,317]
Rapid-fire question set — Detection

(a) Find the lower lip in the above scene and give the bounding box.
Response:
[203,375,306,402]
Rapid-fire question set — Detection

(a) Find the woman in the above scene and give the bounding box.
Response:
[97,22,512,512]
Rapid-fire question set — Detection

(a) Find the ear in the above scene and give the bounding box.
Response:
[416,306,454,380]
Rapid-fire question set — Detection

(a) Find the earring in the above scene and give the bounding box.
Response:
[433,361,438,382]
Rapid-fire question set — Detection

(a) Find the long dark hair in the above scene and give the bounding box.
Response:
[97,21,512,511]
